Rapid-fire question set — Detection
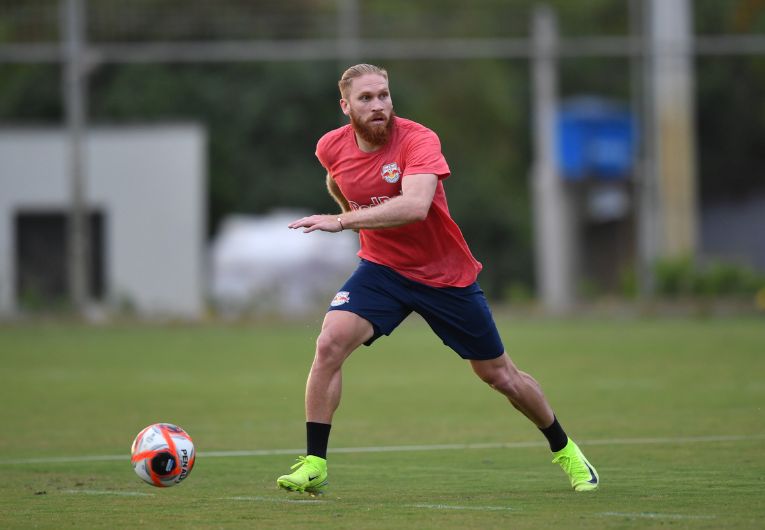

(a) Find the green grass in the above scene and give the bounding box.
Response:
[1,315,764,529]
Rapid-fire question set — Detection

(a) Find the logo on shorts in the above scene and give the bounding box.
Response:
[381,162,401,183]
[330,291,350,307]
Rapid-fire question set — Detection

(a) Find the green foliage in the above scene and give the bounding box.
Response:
[618,264,638,299]
[89,62,341,233]
[0,65,62,119]
[505,281,533,303]
[654,256,765,298]
[697,260,765,296]
[654,256,696,296]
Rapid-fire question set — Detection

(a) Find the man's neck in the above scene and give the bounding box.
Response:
[355,134,384,153]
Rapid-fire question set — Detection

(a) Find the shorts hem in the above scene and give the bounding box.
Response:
[326,306,385,346]
[456,348,505,361]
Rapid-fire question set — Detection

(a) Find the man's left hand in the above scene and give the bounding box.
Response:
[288,214,343,233]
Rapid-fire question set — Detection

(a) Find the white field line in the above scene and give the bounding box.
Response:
[59,493,723,517]
[408,503,514,512]
[62,489,155,497]
[221,495,324,504]
[2,433,763,465]
[221,497,516,512]
[216,499,719,518]
[221,497,514,511]
[599,512,716,520]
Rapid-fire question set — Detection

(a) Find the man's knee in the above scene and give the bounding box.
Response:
[314,327,356,368]
[315,330,343,359]
[476,364,524,400]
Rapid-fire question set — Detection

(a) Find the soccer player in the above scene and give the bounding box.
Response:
[278,64,599,495]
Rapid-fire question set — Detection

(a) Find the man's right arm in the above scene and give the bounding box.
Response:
[326,173,351,213]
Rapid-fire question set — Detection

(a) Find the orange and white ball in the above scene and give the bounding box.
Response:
[130,423,195,487]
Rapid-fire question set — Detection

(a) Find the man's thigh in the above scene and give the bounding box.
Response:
[413,282,504,360]
[326,260,413,346]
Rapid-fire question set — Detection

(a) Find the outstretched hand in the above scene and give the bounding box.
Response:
[288,214,343,233]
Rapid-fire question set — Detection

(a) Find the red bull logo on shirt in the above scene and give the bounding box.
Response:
[381,162,401,183]
[330,291,351,307]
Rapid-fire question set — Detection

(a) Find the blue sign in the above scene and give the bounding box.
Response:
[557,97,637,181]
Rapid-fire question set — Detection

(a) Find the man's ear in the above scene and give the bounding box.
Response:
[339,98,350,116]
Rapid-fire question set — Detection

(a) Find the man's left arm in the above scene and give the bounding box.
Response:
[326,173,351,213]
[288,173,437,233]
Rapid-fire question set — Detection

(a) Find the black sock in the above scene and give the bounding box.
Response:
[539,416,568,453]
[306,421,331,459]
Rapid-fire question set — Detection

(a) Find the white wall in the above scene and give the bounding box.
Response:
[0,125,206,317]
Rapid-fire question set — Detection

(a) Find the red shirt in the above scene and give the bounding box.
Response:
[316,117,482,287]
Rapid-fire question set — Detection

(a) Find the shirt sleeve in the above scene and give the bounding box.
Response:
[315,133,332,172]
[402,129,451,180]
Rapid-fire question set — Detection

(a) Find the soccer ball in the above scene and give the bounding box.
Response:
[130,423,195,487]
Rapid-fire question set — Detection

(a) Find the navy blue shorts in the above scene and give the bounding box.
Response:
[327,259,505,360]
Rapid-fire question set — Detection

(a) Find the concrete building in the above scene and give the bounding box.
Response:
[0,125,206,318]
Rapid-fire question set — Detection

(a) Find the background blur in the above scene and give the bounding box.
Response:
[1,0,764,319]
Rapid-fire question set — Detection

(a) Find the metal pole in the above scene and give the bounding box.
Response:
[646,0,698,260]
[632,0,659,297]
[337,0,360,62]
[531,5,574,314]
[62,0,89,313]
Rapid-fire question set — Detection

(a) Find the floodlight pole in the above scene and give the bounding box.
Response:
[336,0,360,124]
[633,0,660,297]
[62,0,89,313]
[645,0,698,260]
[337,0,360,62]
[531,6,575,314]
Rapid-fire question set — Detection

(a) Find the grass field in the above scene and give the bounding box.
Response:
[1,314,764,529]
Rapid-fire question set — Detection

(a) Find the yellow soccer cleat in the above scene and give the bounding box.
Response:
[277,455,328,495]
[552,439,599,492]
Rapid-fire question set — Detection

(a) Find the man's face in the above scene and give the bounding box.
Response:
[341,73,395,147]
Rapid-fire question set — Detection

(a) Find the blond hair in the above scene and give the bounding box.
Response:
[338,64,388,99]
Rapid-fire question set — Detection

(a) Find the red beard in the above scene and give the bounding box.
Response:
[350,110,396,147]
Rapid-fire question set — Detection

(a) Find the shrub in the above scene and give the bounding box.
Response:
[654,256,765,298]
